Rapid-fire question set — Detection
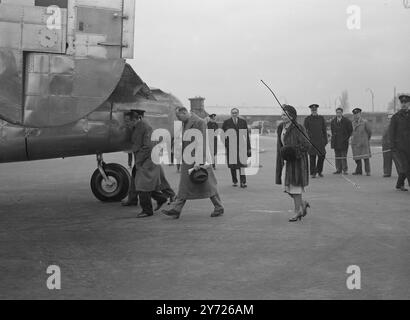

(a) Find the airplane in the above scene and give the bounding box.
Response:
[0,0,182,202]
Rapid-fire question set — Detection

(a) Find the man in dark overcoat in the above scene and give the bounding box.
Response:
[126,109,170,218]
[390,94,410,191]
[330,108,353,175]
[222,108,251,188]
[304,104,328,178]
[162,107,224,219]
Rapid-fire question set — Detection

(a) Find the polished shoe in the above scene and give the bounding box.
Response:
[302,201,311,217]
[154,199,167,211]
[162,209,181,219]
[397,186,409,192]
[240,183,248,189]
[352,172,362,176]
[318,173,324,178]
[383,174,391,178]
[366,173,371,176]
[311,174,317,179]
[137,212,153,219]
[333,171,342,175]
[211,210,224,218]
[343,171,349,175]
[233,183,238,187]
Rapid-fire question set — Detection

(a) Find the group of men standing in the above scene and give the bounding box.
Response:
[303,94,410,191]
[303,104,372,178]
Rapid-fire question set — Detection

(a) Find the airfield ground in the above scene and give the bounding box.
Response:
[0,136,409,300]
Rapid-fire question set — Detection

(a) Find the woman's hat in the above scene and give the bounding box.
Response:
[190,168,209,185]
[283,105,297,120]
[281,145,297,162]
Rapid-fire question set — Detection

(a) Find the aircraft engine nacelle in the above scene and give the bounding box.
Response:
[0,0,136,128]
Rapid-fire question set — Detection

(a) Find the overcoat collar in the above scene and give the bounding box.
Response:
[353,117,364,129]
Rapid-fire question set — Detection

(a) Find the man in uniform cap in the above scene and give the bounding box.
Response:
[304,104,328,178]
[330,108,353,175]
[123,109,172,217]
[390,95,410,191]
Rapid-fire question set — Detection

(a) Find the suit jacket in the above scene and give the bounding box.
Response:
[330,117,353,151]
[222,117,251,169]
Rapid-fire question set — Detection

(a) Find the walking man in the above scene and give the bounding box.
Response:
[330,108,353,175]
[162,107,224,219]
[351,108,372,176]
[304,104,328,178]
[126,109,170,218]
[222,108,251,188]
[390,94,410,192]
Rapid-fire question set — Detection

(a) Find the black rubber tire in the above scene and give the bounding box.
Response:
[91,163,131,202]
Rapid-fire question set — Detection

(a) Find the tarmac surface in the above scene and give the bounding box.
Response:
[0,136,409,300]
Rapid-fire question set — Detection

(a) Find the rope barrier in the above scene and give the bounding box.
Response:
[326,149,392,161]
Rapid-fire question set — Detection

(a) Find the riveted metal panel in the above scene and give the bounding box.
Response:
[23,53,125,127]
[122,0,135,59]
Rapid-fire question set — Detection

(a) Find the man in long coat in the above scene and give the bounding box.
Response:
[304,104,328,178]
[126,109,169,218]
[330,108,353,175]
[162,107,224,219]
[390,94,410,191]
[222,108,251,188]
[351,108,372,176]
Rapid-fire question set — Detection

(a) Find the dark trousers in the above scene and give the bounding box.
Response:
[230,168,246,184]
[383,151,393,176]
[139,191,167,215]
[392,152,410,188]
[355,159,371,174]
[335,149,348,173]
[309,154,325,175]
[171,193,224,214]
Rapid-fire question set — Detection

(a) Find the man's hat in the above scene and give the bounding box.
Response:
[190,168,209,185]
[352,108,362,114]
[399,95,410,104]
[124,108,146,118]
[309,104,319,109]
[336,107,344,112]
[209,114,217,118]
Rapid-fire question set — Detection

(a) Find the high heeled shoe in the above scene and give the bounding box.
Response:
[302,201,311,217]
[289,211,303,222]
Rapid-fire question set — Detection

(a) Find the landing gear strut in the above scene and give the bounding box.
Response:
[90,154,131,202]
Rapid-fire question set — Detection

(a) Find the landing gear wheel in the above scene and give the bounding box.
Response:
[91,163,131,202]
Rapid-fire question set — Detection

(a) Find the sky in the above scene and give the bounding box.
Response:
[127,0,410,115]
